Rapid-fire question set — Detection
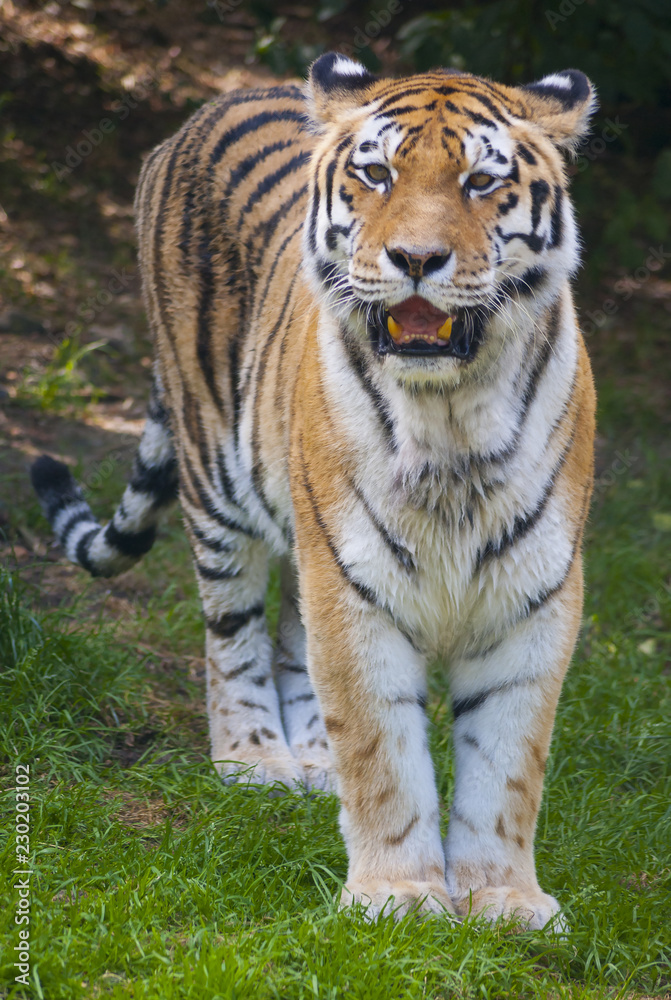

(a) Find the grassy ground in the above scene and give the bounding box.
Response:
[1,4,670,997]
[1,321,670,1000]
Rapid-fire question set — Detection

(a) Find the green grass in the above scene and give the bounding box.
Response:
[1,352,670,999]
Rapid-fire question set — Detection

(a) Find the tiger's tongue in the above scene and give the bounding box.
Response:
[388,296,453,343]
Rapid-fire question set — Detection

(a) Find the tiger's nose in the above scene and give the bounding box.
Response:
[386,247,452,279]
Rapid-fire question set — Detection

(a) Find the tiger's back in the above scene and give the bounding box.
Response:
[135,85,317,548]
[33,55,597,928]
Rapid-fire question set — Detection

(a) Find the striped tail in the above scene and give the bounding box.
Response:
[30,379,178,578]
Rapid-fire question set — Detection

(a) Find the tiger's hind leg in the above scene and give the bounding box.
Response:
[181,468,303,789]
[274,556,335,792]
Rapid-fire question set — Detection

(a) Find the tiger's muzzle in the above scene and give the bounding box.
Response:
[368,295,488,361]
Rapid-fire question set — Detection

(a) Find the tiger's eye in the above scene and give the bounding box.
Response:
[469,172,495,189]
[364,163,390,183]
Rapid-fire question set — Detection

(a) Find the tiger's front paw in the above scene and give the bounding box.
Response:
[341,879,456,920]
[455,885,564,931]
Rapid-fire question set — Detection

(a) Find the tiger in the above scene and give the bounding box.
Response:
[31,53,596,927]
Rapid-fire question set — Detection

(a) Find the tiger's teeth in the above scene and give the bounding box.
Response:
[387,315,403,340]
[437,317,453,339]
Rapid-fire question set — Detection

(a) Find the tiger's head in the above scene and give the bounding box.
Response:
[304,53,596,387]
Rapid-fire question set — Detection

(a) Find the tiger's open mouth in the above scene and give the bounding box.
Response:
[368,295,486,360]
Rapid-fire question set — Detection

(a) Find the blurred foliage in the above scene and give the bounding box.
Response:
[396,0,671,106]
[16,334,106,412]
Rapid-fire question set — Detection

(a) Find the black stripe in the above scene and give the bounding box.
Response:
[195,215,225,411]
[208,109,307,171]
[237,150,311,226]
[372,86,431,114]
[380,103,430,119]
[476,298,563,470]
[498,178,551,253]
[182,451,257,537]
[223,138,297,201]
[256,218,304,319]
[151,128,196,358]
[397,133,422,158]
[341,333,396,450]
[516,142,537,165]
[241,217,304,416]
[349,475,415,572]
[452,690,490,719]
[75,525,100,575]
[548,185,564,249]
[195,560,240,582]
[307,151,326,254]
[498,192,519,216]
[246,183,308,274]
[476,419,577,569]
[450,77,518,111]
[146,387,171,426]
[222,659,255,681]
[183,512,233,553]
[104,521,156,557]
[524,489,588,618]
[499,265,547,298]
[326,136,354,219]
[300,451,380,609]
[229,335,243,451]
[520,302,560,410]
[60,508,97,546]
[215,447,240,509]
[207,604,264,639]
[465,91,512,124]
[453,675,535,720]
[44,490,82,525]
[129,455,179,506]
[283,693,316,705]
[325,223,352,251]
[276,662,308,674]
[249,273,299,529]
[462,109,497,129]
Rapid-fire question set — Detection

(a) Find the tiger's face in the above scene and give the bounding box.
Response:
[306,55,595,385]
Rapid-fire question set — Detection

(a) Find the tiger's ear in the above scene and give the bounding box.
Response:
[306,53,378,126]
[519,70,597,155]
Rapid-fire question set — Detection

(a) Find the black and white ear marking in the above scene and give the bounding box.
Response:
[310,52,377,94]
[307,53,379,127]
[522,70,592,111]
[519,69,596,154]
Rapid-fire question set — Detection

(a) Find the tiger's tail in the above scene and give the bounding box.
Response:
[30,375,178,578]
